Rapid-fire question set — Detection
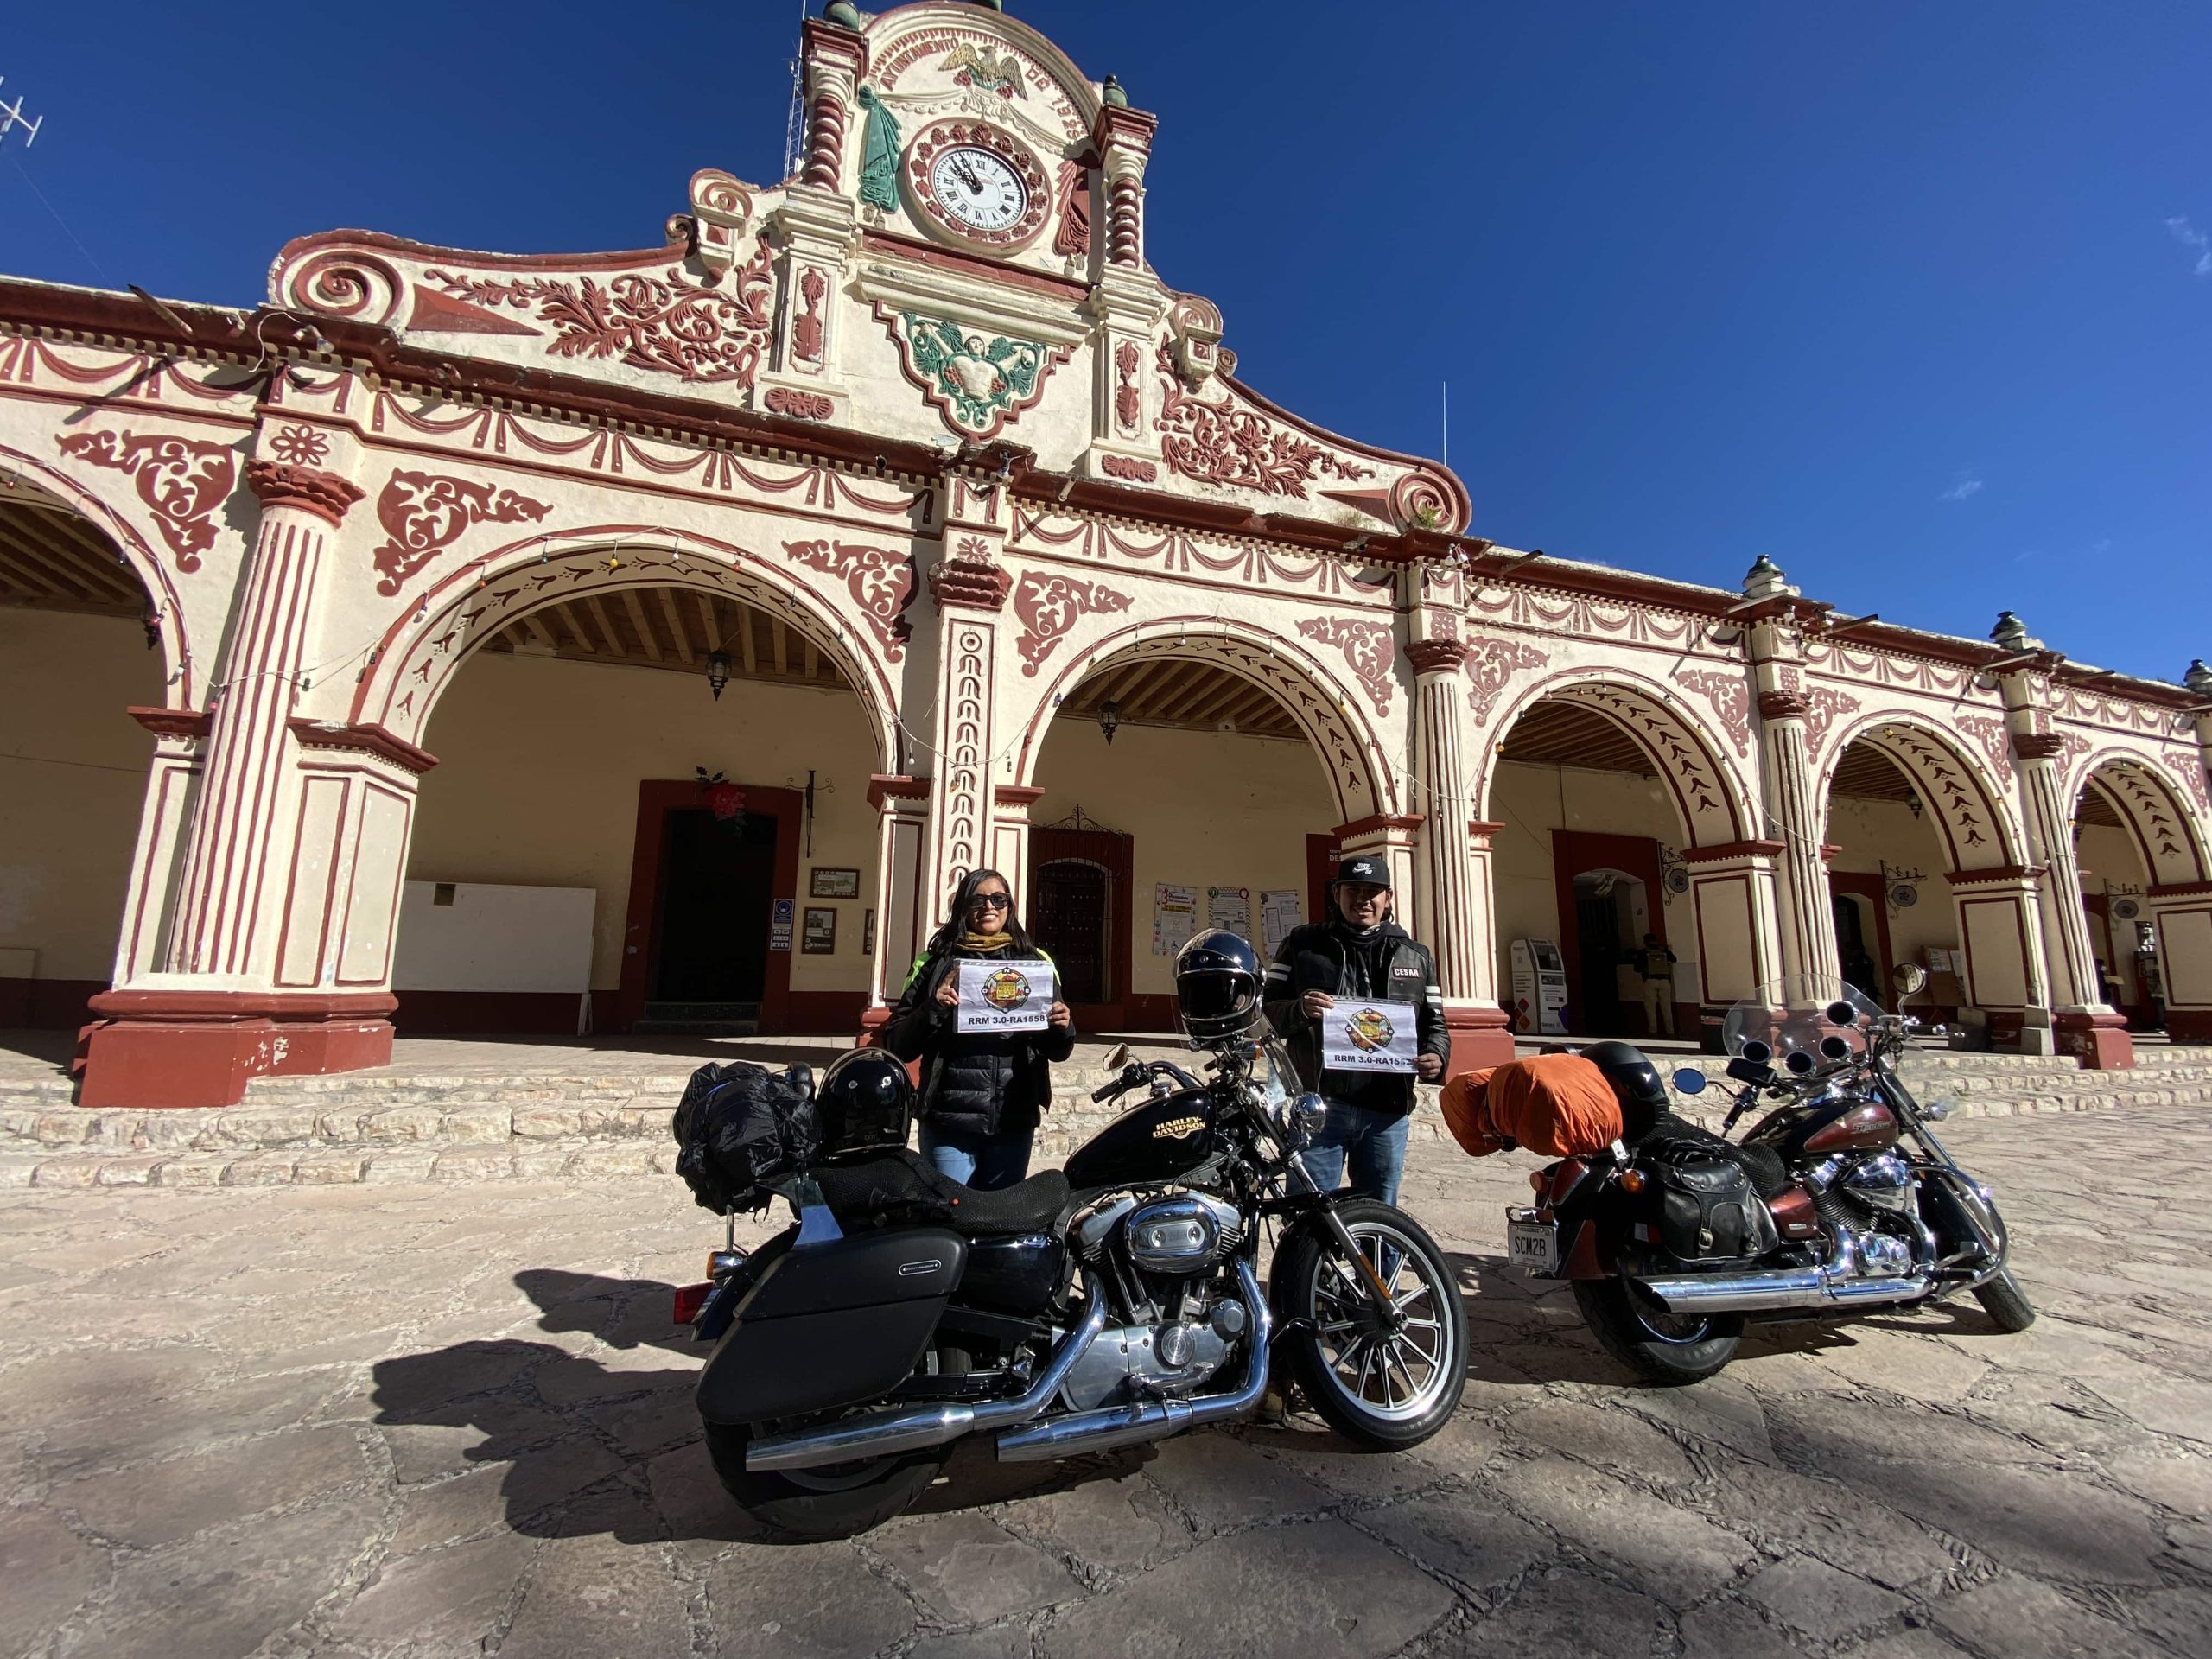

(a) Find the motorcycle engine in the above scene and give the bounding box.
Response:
[1059,1191,1250,1408]
[1815,1154,1927,1279]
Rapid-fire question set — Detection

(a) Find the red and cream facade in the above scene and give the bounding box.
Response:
[1,2,2207,1107]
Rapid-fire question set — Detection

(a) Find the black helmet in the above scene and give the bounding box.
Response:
[1176,929,1262,1042]
[814,1048,916,1156]
[1579,1039,1669,1142]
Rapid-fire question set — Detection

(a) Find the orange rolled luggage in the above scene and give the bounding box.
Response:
[1440,1053,1624,1159]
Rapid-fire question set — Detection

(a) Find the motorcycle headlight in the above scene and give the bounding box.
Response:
[1280,1092,1329,1149]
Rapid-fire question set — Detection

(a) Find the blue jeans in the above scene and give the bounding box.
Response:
[1299,1101,1410,1206]
[918,1122,1035,1190]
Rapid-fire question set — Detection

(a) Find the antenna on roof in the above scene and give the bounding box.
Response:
[0,78,43,149]
[783,0,808,181]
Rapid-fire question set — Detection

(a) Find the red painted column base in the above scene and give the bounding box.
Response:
[1444,1005,1516,1070]
[2164,1008,2212,1044]
[74,991,398,1109]
[2054,1009,2134,1071]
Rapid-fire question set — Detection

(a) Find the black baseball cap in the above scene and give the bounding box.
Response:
[1334,855,1393,888]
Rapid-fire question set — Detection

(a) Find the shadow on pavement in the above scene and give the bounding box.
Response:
[370,1267,1141,1545]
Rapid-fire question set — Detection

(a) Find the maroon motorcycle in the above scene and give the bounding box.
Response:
[1505,976,2032,1384]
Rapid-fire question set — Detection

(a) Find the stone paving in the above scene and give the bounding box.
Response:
[3,1104,2210,1658]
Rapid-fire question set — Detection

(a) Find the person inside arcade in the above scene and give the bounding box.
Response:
[881,867,1074,1191]
[1262,855,1449,1205]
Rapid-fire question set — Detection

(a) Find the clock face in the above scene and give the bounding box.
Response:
[928,145,1029,232]
[903,121,1052,250]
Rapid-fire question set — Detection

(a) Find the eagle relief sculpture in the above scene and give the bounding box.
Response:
[888,311,1062,438]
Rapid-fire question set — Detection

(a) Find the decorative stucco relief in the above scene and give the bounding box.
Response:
[1955,715,2017,788]
[54,429,236,572]
[1674,669,1751,757]
[1154,346,1374,501]
[1011,571,1129,675]
[783,538,915,660]
[1462,634,1550,722]
[879,308,1068,439]
[370,472,552,595]
[1296,616,1396,718]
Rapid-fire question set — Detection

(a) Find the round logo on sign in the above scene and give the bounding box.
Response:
[982,967,1033,1010]
[1344,1007,1396,1052]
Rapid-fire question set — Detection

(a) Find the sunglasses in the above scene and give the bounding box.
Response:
[968,892,1013,912]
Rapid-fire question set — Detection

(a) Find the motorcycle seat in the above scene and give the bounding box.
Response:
[810,1147,1072,1236]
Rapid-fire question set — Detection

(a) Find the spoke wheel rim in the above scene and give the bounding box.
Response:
[1306,1219,1455,1422]
[1622,1282,1715,1345]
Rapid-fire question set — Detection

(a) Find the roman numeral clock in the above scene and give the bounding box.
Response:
[903,121,1051,251]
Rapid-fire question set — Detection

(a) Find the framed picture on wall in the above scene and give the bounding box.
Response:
[810,868,861,899]
[802,906,838,954]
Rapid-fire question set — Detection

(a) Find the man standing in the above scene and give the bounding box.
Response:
[1634,932,1677,1037]
[1263,855,1448,1205]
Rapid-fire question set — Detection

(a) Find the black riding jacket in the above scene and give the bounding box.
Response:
[1263,919,1450,1116]
[881,947,1075,1140]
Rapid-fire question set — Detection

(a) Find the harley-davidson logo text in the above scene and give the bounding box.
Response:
[1150,1115,1205,1141]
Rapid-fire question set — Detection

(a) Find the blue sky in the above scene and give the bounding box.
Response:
[3,3,2206,680]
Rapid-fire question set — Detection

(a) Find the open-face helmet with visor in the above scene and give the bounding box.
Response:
[1175,929,1262,1043]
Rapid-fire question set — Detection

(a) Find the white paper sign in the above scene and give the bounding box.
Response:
[1152,883,1197,956]
[1207,886,1253,938]
[956,957,1057,1032]
[1261,889,1303,957]
[1319,998,1421,1074]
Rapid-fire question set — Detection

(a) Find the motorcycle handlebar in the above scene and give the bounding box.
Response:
[1090,1058,1204,1103]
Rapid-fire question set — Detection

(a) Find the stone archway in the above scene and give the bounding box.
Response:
[1816,715,2026,874]
[353,525,904,776]
[2075,750,2212,1042]
[1479,670,1769,1036]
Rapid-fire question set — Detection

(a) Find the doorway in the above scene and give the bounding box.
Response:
[617,781,803,1031]
[1827,872,1897,1006]
[1028,824,1132,1025]
[652,808,777,1006]
[1571,868,1649,1036]
[1033,860,1109,1004]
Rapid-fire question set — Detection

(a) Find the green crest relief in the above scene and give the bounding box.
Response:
[887,311,1063,438]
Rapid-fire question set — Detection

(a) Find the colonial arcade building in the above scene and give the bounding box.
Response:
[2,1,2209,1109]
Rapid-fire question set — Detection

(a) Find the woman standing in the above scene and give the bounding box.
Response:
[881,868,1074,1190]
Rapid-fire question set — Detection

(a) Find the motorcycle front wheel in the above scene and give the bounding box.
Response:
[1573,1274,1743,1385]
[1973,1266,2036,1332]
[1271,1199,1467,1448]
[704,1420,949,1540]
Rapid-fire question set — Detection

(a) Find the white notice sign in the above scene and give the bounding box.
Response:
[956,957,1056,1033]
[1319,999,1421,1075]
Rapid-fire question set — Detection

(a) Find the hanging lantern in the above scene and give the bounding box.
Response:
[1097,696,1121,745]
[705,650,732,702]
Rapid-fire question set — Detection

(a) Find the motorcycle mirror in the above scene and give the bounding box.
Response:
[1819,1034,1850,1061]
[1671,1066,1708,1096]
[1740,1039,1773,1065]
[1103,1043,1131,1073]
[1891,963,1928,995]
[1785,1050,1816,1075]
[1826,1000,1859,1027]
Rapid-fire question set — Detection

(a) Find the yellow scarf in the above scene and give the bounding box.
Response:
[958,931,1014,953]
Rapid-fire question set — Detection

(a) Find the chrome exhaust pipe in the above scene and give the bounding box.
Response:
[745,1276,1110,1471]
[995,1262,1274,1463]
[1631,1266,1931,1315]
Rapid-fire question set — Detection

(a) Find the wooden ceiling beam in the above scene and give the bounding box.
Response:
[737,604,760,675]
[771,617,789,677]
[620,588,664,662]
[657,587,695,664]
[3,511,137,602]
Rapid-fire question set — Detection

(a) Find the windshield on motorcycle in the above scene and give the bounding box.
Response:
[1722,975,1884,1065]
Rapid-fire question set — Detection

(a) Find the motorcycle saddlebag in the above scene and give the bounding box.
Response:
[696,1228,965,1424]
[1641,1144,1780,1262]
[670,1061,821,1214]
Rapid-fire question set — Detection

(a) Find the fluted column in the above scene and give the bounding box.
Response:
[1756,686,1842,990]
[919,467,1014,932]
[1407,635,1510,1064]
[166,461,365,977]
[2015,729,2132,1065]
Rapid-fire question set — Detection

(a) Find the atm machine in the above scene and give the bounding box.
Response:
[1510,938,1569,1036]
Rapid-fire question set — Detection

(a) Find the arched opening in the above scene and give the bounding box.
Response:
[399,574,889,1037]
[1483,680,1751,1041]
[1022,640,1351,1030]
[2074,772,2158,1029]
[1823,737,1952,1011]
[0,479,167,1044]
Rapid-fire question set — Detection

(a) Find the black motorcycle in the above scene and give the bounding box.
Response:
[1506,976,2031,1384]
[672,933,1465,1538]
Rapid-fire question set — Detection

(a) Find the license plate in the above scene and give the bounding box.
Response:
[1507,1217,1560,1276]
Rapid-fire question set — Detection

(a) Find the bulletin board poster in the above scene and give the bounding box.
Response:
[1153,884,1198,956]
[1206,887,1252,940]
[1261,889,1304,958]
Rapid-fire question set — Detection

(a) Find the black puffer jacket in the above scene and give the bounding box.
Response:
[1263,918,1449,1117]
[880,948,1075,1139]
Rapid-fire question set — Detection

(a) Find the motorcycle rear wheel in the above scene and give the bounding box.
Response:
[1973,1266,2036,1332]
[1272,1199,1468,1449]
[704,1419,948,1540]
[1573,1274,1743,1385]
